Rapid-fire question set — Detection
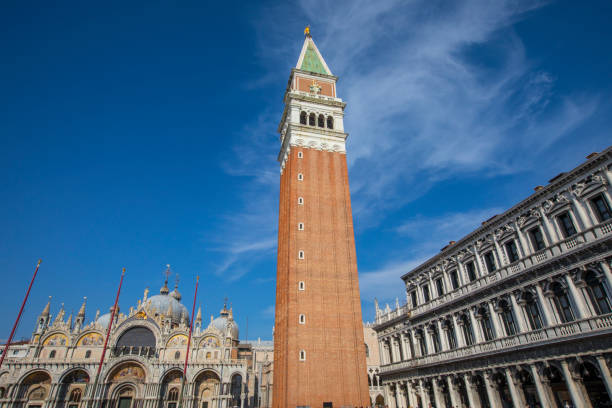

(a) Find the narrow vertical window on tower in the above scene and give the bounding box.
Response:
[308,113,315,126]
[298,281,305,291]
[298,197,304,205]
[298,250,305,259]
[327,116,333,129]
[298,223,304,230]
[300,111,307,125]
[299,314,306,324]
[299,350,306,361]
[297,173,303,181]
[317,114,324,127]
[297,151,303,158]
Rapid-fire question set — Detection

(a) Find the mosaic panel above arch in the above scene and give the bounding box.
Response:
[110,363,146,383]
[200,335,220,348]
[77,332,104,346]
[167,334,188,347]
[43,333,67,346]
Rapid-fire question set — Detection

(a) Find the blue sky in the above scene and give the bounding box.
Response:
[1,0,611,341]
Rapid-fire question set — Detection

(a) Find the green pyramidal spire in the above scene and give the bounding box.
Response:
[296,29,332,76]
[300,42,329,75]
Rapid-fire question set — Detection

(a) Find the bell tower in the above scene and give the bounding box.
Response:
[273,28,370,408]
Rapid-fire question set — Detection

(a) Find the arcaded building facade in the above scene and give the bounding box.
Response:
[273,30,370,408]
[374,146,612,408]
[0,277,273,408]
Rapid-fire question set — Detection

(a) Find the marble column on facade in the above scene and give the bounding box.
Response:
[389,337,399,363]
[596,355,612,403]
[565,273,590,319]
[469,308,484,343]
[453,314,466,348]
[483,371,502,408]
[510,292,529,332]
[487,301,503,338]
[570,195,593,230]
[406,381,416,408]
[446,376,460,408]
[411,330,422,358]
[419,379,430,408]
[385,384,396,408]
[437,320,449,351]
[535,282,557,326]
[540,211,560,244]
[431,379,444,408]
[600,260,612,293]
[505,368,526,408]
[400,332,411,360]
[530,364,553,408]
[464,374,481,408]
[378,337,386,365]
[394,383,403,408]
[385,340,393,364]
[560,360,589,408]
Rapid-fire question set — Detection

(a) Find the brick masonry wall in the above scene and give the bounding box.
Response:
[273,146,370,408]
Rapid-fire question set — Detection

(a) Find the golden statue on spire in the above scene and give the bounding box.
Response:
[304,25,311,37]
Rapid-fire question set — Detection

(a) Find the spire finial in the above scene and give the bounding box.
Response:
[160,265,171,295]
[77,297,87,317]
[174,273,180,290]
[304,25,311,37]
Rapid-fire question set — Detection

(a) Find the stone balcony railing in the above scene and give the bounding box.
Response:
[380,313,612,374]
[376,220,612,325]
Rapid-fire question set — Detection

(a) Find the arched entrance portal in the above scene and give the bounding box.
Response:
[193,370,220,408]
[115,385,136,408]
[374,394,385,407]
[230,374,243,407]
[106,362,146,408]
[579,361,612,407]
[15,371,52,408]
[58,369,89,408]
[159,369,183,408]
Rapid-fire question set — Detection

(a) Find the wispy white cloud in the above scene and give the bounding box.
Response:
[360,207,503,302]
[209,0,598,283]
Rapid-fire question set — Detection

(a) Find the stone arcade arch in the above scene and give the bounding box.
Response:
[193,369,221,408]
[230,373,243,407]
[159,369,183,408]
[15,370,52,408]
[105,362,147,408]
[578,360,612,406]
[472,374,491,408]
[516,368,540,407]
[57,369,90,408]
[543,365,571,407]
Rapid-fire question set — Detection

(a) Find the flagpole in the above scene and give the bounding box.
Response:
[90,268,125,408]
[0,259,41,370]
[178,275,199,408]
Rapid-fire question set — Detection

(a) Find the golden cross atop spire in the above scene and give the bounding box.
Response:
[304,25,311,37]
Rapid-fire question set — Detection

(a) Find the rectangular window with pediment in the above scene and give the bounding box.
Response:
[591,194,612,222]
[557,211,577,238]
[449,270,459,290]
[410,291,417,308]
[435,278,444,297]
[529,227,546,251]
[505,240,519,263]
[422,284,430,302]
[465,261,477,282]
[483,251,496,273]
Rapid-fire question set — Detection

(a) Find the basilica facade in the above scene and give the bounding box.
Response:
[374,146,612,408]
[0,277,273,408]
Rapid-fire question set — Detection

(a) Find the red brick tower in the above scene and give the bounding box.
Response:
[273,29,370,408]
